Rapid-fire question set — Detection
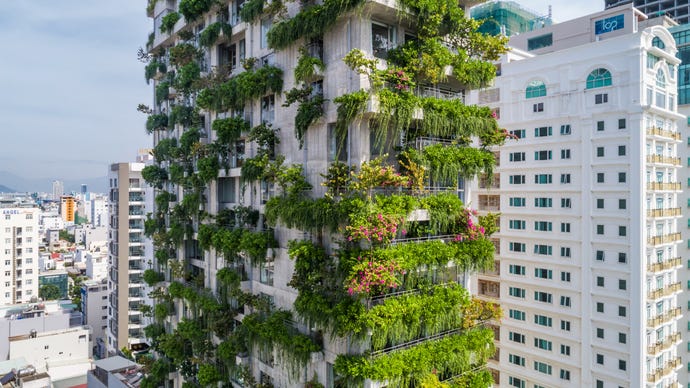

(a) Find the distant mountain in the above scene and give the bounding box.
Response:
[0,184,15,193]
[0,171,108,194]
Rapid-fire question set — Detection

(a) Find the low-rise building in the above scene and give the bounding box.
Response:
[81,279,109,354]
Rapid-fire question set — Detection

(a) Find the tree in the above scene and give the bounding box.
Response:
[39,284,62,300]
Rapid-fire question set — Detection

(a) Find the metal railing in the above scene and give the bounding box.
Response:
[646,208,681,217]
[647,182,681,191]
[647,257,682,272]
[646,127,682,140]
[647,233,682,245]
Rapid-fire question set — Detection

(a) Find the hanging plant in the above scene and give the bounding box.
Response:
[198,22,232,47]
[239,0,265,23]
[170,43,200,67]
[294,47,326,83]
[141,165,168,189]
[145,60,167,84]
[174,62,201,94]
[178,0,214,21]
[145,113,169,133]
[160,12,180,34]
[197,155,220,183]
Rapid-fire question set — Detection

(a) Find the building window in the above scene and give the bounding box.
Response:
[261,94,275,123]
[561,271,571,282]
[510,197,526,207]
[260,18,272,48]
[560,344,571,356]
[618,279,627,290]
[597,276,605,287]
[534,337,552,351]
[597,121,605,131]
[535,314,552,327]
[619,359,626,371]
[586,68,612,89]
[560,223,570,232]
[595,93,608,104]
[510,129,526,138]
[509,354,525,366]
[618,305,626,317]
[596,328,604,338]
[372,22,396,59]
[509,152,526,162]
[618,332,626,343]
[509,287,525,298]
[618,226,627,236]
[534,126,552,137]
[534,268,552,279]
[618,118,626,129]
[560,247,571,257]
[534,291,552,303]
[560,124,571,135]
[596,354,604,364]
[561,198,571,208]
[509,264,526,275]
[596,147,604,157]
[533,102,544,112]
[527,33,553,51]
[618,252,627,263]
[534,244,552,255]
[327,123,348,162]
[509,242,526,252]
[534,221,552,231]
[535,174,552,184]
[596,250,605,261]
[560,296,571,307]
[618,172,626,183]
[596,302,604,313]
[656,68,666,87]
[509,309,526,321]
[509,331,525,344]
[509,175,526,184]
[534,150,552,160]
[535,197,552,207]
[597,173,604,183]
[560,174,571,184]
[560,369,571,381]
[509,220,526,230]
[508,377,525,388]
[596,198,604,209]
[561,149,571,159]
[534,361,552,375]
[561,320,571,331]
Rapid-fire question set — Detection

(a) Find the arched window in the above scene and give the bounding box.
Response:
[656,68,666,87]
[652,36,665,49]
[586,68,612,89]
[525,80,546,99]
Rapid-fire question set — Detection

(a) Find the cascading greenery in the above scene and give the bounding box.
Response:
[196,64,283,111]
[160,12,180,34]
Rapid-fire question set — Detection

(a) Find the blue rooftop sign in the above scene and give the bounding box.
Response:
[595,14,624,35]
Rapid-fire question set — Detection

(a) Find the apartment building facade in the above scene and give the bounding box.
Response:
[106,162,153,355]
[470,6,684,388]
[0,199,39,305]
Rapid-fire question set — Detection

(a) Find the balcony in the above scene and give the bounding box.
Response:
[646,127,682,141]
[647,357,682,382]
[413,85,464,102]
[646,208,681,218]
[647,332,681,356]
[646,154,682,166]
[646,306,682,326]
[647,283,682,300]
[128,193,145,202]
[647,233,682,246]
[647,182,681,191]
[647,257,682,273]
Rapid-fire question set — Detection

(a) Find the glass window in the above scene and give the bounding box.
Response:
[372,22,395,59]
[656,68,666,88]
[527,33,553,51]
[526,80,547,99]
[586,68,612,89]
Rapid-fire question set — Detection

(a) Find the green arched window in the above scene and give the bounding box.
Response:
[656,68,666,87]
[652,36,665,49]
[586,68,612,89]
[525,80,546,99]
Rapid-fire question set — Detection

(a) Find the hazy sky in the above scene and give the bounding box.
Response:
[0,0,604,181]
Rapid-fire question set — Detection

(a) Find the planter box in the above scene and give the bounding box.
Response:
[406,209,429,222]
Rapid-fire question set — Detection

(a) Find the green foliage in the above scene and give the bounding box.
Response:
[294,47,325,83]
[213,117,250,145]
[39,284,62,300]
[141,165,168,189]
[240,155,268,182]
[333,90,368,151]
[178,0,213,21]
[248,122,280,157]
[155,81,171,105]
[170,43,200,67]
[294,93,325,148]
[179,127,201,155]
[266,0,365,50]
[145,60,167,84]
[174,62,201,94]
[334,328,495,387]
[238,230,276,265]
[197,156,220,183]
[198,22,232,47]
[265,196,341,233]
[160,12,180,34]
[170,104,199,128]
[143,269,165,286]
[152,138,178,162]
[197,364,222,386]
[145,113,168,133]
[196,65,283,112]
[242,310,322,381]
[239,0,264,23]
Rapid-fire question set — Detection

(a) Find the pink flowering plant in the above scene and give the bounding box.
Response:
[346,256,402,295]
[346,213,404,245]
[453,208,486,242]
[383,67,415,92]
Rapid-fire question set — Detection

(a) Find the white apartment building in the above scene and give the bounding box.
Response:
[469,6,684,388]
[106,162,153,355]
[51,181,64,201]
[81,279,109,349]
[91,196,108,227]
[0,200,40,305]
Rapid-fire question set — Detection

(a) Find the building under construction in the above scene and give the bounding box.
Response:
[471,0,553,36]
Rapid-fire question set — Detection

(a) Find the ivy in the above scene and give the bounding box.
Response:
[160,12,180,34]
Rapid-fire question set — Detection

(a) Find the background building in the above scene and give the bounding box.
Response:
[106,161,152,355]
[469,5,683,387]
[60,196,75,223]
[81,279,109,354]
[606,0,690,24]
[0,199,40,305]
[52,181,64,201]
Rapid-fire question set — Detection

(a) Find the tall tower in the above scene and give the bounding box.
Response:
[470,9,683,388]
[52,180,64,201]
[105,162,153,355]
